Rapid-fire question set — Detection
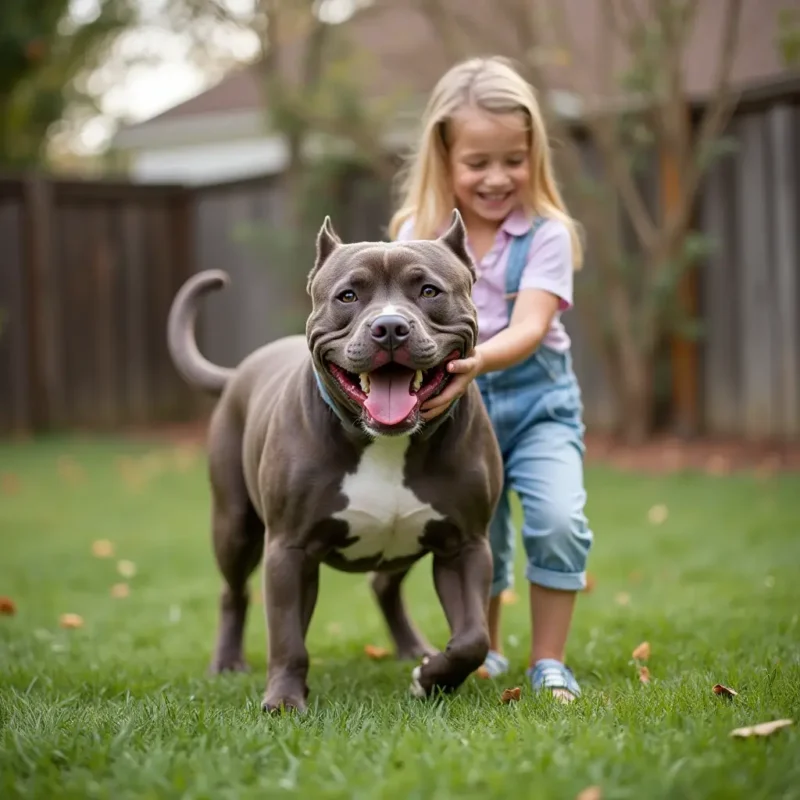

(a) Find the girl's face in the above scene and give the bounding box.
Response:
[447,106,531,228]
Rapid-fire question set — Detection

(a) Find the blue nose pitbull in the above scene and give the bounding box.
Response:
[166,211,503,713]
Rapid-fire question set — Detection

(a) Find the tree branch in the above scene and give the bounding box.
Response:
[546,0,658,251]
[666,0,743,243]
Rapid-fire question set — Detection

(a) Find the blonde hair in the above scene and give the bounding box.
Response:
[388,56,583,270]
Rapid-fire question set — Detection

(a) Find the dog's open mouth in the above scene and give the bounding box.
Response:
[327,351,459,427]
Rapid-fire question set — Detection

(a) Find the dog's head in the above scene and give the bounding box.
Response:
[305,210,478,437]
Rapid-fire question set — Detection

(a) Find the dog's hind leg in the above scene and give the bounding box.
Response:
[207,409,263,674]
[370,568,438,661]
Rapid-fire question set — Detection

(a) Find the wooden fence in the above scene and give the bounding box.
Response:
[192,169,393,371]
[1,87,798,440]
[0,177,196,434]
[699,100,800,439]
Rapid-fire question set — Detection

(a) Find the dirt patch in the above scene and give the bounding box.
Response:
[585,433,800,476]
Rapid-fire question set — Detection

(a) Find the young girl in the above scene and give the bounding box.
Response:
[389,56,593,702]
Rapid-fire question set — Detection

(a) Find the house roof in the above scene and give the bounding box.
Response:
[115,0,798,144]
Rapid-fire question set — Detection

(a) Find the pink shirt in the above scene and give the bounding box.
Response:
[396,208,573,352]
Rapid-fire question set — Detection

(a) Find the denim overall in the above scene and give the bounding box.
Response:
[475,220,593,597]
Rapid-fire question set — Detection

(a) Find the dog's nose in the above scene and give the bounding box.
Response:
[370,314,410,350]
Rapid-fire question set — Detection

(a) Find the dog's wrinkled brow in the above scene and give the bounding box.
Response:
[330,269,373,291]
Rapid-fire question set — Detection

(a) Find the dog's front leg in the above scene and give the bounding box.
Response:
[261,540,318,714]
[410,538,492,697]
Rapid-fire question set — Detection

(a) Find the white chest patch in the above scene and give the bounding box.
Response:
[334,436,443,562]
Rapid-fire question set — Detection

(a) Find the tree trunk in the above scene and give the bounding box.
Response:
[616,351,655,445]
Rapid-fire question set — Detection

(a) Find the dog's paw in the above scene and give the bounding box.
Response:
[409,655,431,698]
[261,694,308,715]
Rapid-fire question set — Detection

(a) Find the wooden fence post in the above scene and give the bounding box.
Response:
[23,174,62,431]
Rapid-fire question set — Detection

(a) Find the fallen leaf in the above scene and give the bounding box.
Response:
[117,560,136,578]
[500,589,518,605]
[115,457,146,491]
[500,686,522,703]
[754,453,781,481]
[475,665,491,679]
[172,444,201,472]
[712,683,738,698]
[647,504,668,525]
[92,539,114,558]
[583,573,596,593]
[59,613,84,629]
[705,454,731,476]
[58,456,86,484]
[0,596,17,615]
[615,592,631,606]
[730,719,793,738]
[364,644,391,660]
[576,787,602,800]
[632,641,651,661]
[638,666,650,684]
[661,447,684,471]
[111,583,130,599]
[1,473,21,495]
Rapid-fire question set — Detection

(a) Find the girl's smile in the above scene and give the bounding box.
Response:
[447,106,531,228]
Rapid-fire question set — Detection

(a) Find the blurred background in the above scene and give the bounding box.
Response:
[1,0,799,463]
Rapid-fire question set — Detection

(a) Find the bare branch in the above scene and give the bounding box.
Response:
[544,0,657,251]
[617,0,646,32]
[414,0,465,63]
[668,0,744,241]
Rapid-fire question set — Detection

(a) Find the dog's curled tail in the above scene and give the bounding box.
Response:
[167,269,234,396]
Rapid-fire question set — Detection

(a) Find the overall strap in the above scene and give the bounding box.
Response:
[504,216,547,317]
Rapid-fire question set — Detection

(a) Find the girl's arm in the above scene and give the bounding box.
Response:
[473,289,560,373]
[420,289,559,419]
[420,219,573,420]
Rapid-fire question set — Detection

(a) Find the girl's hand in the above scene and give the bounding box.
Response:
[420,349,484,421]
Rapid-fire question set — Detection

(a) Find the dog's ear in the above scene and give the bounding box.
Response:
[438,209,475,280]
[307,216,342,293]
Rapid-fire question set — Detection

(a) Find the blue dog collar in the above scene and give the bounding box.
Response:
[312,366,349,423]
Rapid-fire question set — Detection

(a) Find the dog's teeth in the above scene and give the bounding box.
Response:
[412,370,423,392]
[359,373,370,394]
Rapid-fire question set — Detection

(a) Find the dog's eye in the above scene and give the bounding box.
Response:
[420,285,441,299]
[337,290,358,303]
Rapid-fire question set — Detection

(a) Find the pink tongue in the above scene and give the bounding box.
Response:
[364,368,417,426]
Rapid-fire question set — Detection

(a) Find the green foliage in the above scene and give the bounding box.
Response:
[777,7,800,66]
[696,133,739,172]
[0,0,136,167]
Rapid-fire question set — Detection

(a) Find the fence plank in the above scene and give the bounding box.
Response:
[93,204,119,428]
[58,203,95,426]
[0,199,30,434]
[121,204,150,423]
[735,113,777,439]
[768,104,800,438]
[23,177,63,429]
[700,149,739,434]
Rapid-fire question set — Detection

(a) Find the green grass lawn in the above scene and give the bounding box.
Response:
[1,436,799,800]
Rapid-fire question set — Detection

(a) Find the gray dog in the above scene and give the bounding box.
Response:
[167,210,503,712]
